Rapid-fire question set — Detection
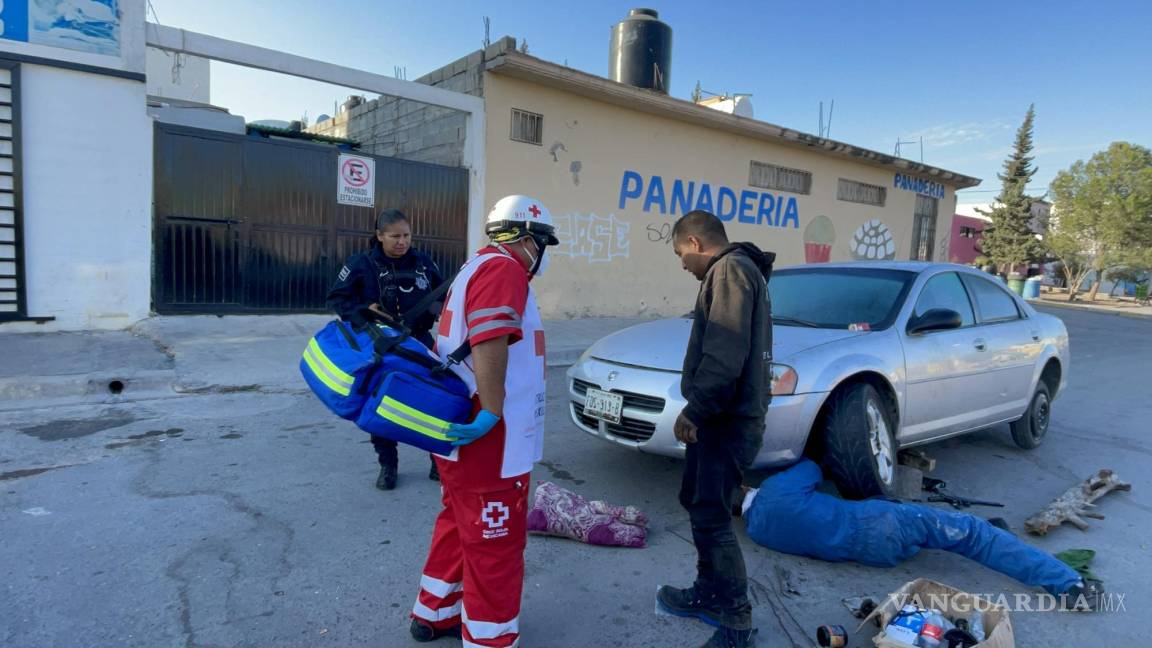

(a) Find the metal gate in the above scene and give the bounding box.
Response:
[153,123,468,313]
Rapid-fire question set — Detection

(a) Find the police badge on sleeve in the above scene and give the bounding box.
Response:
[338,266,351,281]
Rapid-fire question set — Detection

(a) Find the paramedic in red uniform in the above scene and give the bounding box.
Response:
[408,195,558,647]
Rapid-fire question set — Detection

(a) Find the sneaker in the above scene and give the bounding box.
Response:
[409,618,461,642]
[376,464,397,491]
[657,585,724,627]
[701,627,757,647]
[1060,579,1104,612]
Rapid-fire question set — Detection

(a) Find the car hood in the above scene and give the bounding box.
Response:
[588,318,864,371]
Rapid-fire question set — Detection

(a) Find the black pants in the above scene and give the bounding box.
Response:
[679,417,763,630]
[372,436,399,467]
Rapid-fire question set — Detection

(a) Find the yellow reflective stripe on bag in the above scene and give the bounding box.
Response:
[376,396,453,441]
[308,339,355,383]
[302,343,352,397]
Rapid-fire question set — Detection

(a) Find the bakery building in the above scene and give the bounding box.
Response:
[314,9,981,318]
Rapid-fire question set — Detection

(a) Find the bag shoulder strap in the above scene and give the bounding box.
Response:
[401,276,453,328]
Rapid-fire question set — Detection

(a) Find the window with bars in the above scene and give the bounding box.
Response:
[837,178,886,206]
[748,160,812,194]
[959,226,979,239]
[510,108,543,145]
[0,61,21,319]
[910,195,938,261]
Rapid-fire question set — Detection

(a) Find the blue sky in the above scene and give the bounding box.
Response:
[151,0,1151,205]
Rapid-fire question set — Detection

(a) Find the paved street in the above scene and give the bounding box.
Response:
[1,306,1148,647]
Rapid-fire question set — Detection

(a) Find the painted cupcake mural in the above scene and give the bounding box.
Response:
[803,214,836,263]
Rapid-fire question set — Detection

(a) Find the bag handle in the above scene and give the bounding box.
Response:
[359,318,472,369]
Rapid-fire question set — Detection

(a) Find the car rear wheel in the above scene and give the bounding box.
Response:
[821,382,896,499]
[1010,382,1051,450]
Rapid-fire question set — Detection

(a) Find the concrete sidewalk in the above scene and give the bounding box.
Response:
[0,315,652,409]
[1032,291,1152,319]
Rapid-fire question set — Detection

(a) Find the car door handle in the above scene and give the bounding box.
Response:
[973,338,987,352]
[1031,330,1040,341]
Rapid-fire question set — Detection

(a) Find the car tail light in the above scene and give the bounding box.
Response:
[770,364,797,396]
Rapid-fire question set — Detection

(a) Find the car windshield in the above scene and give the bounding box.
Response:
[769,268,915,330]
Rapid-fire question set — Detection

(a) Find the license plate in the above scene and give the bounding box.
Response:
[584,388,624,424]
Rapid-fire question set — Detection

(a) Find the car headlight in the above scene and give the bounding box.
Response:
[770,363,798,396]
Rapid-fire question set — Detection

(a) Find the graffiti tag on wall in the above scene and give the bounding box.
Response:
[552,213,631,263]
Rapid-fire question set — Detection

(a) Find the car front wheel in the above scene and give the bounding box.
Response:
[1010,382,1051,450]
[821,382,896,499]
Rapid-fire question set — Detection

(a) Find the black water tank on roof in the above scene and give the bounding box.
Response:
[609,8,672,94]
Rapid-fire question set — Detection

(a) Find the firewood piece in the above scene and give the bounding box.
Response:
[1025,469,1132,536]
[898,449,936,473]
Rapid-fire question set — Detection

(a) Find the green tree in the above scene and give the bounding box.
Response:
[691,81,703,103]
[978,105,1045,273]
[1048,141,1152,301]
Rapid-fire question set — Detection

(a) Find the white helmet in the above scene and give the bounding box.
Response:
[485,195,559,247]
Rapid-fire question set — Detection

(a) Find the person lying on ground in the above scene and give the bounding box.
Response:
[738,458,1101,609]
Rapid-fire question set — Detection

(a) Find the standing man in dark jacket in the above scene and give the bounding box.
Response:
[326,208,445,490]
[657,210,774,648]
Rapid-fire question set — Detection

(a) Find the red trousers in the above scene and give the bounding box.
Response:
[412,451,530,648]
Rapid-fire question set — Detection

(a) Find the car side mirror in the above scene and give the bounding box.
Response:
[907,308,963,335]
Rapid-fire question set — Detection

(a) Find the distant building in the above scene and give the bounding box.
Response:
[950,213,988,265]
[949,199,1050,268]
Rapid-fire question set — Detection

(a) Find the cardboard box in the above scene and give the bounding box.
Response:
[861,578,1015,648]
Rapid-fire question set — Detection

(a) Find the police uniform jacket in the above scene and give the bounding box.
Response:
[326,245,444,337]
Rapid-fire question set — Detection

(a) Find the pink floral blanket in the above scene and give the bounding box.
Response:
[527,481,648,548]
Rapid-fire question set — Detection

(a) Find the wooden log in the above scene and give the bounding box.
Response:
[898,449,936,473]
[1024,469,1132,536]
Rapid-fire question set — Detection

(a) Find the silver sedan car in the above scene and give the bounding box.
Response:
[566,262,1069,498]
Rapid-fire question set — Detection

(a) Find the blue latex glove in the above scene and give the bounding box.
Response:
[447,410,501,446]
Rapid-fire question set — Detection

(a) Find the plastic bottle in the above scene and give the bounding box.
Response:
[968,609,986,641]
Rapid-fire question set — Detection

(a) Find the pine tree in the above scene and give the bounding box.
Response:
[691,81,703,103]
[978,104,1045,273]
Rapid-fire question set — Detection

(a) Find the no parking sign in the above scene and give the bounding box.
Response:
[337,153,375,208]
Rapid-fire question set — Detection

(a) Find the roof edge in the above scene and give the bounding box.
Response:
[485,53,982,190]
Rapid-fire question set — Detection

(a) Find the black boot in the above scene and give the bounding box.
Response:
[701,627,757,647]
[410,618,462,642]
[428,456,440,482]
[657,584,724,627]
[376,464,397,491]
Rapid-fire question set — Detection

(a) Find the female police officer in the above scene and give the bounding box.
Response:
[326,208,445,490]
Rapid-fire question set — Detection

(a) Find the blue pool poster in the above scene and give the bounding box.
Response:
[1,0,121,57]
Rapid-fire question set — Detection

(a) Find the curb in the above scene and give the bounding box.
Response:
[1031,299,1152,321]
[0,344,594,408]
[546,347,587,368]
[0,370,178,410]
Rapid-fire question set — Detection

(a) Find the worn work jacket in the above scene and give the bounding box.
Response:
[681,242,775,427]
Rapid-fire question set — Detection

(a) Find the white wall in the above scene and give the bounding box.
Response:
[6,65,152,332]
[146,48,210,103]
